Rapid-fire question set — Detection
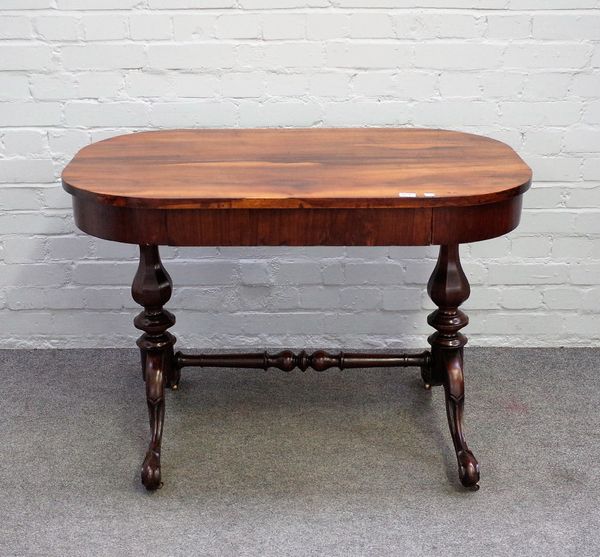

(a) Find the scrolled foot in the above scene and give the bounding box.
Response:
[141,449,162,491]
[457,449,480,489]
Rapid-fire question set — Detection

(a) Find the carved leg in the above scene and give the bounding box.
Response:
[427,244,480,490]
[132,244,176,491]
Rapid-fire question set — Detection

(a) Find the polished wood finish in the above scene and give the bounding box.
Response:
[175,349,431,372]
[62,128,533,492]
[63,128,531,209]
[426,245,480,489]
[72,198,433,246]
[131,245,178,491]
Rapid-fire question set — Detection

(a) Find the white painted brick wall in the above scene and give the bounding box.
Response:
[1,1,600,349]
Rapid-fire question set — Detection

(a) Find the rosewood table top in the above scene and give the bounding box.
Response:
[62,128,532,247]
[61,128,533,492]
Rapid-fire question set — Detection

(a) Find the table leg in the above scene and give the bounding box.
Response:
[132,244,177,491]
[427,244,480,490]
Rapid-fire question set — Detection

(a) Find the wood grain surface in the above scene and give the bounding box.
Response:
[62,128,532,210]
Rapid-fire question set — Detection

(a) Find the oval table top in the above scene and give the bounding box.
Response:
[62,128,532,210]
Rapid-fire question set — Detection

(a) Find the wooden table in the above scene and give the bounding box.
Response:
[62,128,532,492]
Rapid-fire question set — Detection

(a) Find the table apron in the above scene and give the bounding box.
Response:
[72,195,522,246]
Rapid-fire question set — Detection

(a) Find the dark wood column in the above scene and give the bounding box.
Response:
[427,244,480,490]
[132,244,177,491]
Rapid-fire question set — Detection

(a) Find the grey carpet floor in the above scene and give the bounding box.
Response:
[0,348,599,556]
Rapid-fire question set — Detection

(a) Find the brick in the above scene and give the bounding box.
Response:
[169,261,239,286]
[569,71,600,97]
[395,14,485,39]
[2,237,45,263]
[0,214,71,235]
[125,72,171,98]
[585,100,600,124]
[216,14,261,39]
[3,130,48,156]
[382,287,422,311]
[7,287,86,311]
[62,45,145,70]
[150,101,238,127]
[469,236,511,259]
[552,237,594,259]
[533,15,600,40]
[0,45,52,71]
[480,71,525,98]
[328,42,411,69]
[173,14,216,40]
[48,130,90,158]
[352,72,396,97]
[262,14,305,40]
[0,16,34,39]
[504,44,591,69]
[42,186,74,210]
[345,262,404,285]
[267,73,309,96]
[323,100,410,126]
[261,42,324,68]
[412,101,497,127]
[543,288,583,311]
[46,237,90,261]
[31,74,78,100]
[222,72,265,98]
[583,168,600,194]
[350,14,393,38]
[415,43,502,70]
[0,263,68,287]
[82,15,128,41]
[239,100,321,127]
[35,16,80,41]
[0,188,42,210]
[511,236,552,258]
[501,288,542,310]
[148,44,236,69]
[299,286,341,309]
[570,264,600,286]
[566,187,600,208]
[487,263,569,285]
[522,72,571,100]
[306,14,348,40]
[501,101,580,126]
[439,73,481,98]
[171,74,220,98]
[130,14,172,40]
[0,75,30,100]
[65,101,150,127]
[78,72,123,99]
[525,156,582,182]
[309,73,350,97]
[523,129,563,156]
[0,160,55,183]
[564,127,600,153]
[240,261,272,286]
[486,15,531,39]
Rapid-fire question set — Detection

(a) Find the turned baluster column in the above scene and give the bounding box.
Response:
[427,244,480,489]
[132,244,177,491]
